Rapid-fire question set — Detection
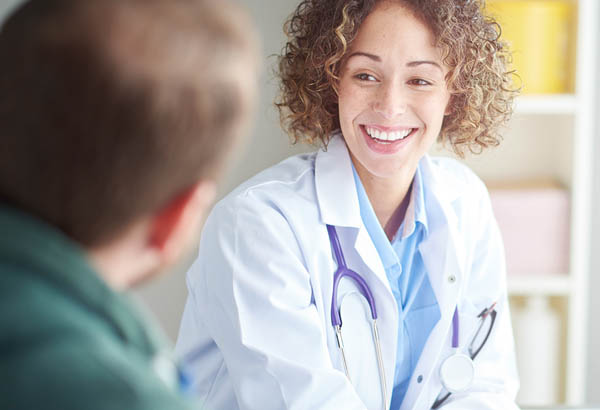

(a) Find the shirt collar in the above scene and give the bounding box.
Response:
[352,165,399,270]
[351,162,429,269]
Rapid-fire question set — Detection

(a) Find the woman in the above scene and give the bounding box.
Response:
[177,0,520,409]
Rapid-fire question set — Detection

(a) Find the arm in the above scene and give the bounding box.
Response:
[440,180,519,409]
[187,196,367,410]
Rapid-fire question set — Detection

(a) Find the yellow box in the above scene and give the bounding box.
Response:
[487,0,576,94]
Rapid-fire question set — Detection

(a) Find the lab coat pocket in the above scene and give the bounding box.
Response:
[338,289,382,409]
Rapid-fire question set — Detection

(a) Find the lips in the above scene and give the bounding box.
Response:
[364,126,414,142]
[359,124,417,154]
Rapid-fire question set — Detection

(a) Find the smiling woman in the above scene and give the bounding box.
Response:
[276,0,517,156]
[176,1,521,409]
[337,3,453,237]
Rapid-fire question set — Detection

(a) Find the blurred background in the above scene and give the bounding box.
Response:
[1,0,598,408]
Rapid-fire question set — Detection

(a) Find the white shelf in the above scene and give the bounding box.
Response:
[507,274,572,296]
[505,0,598,405]
[514,94,577,115]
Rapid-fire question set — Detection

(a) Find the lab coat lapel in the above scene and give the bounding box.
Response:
[400,156,465,410]
[314,133,398,405]
[314,134,392,292]
[315,133,362,229]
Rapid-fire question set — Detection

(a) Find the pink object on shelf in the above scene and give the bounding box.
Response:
[488,183,570,275]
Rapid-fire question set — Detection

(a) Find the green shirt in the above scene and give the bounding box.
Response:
[0,205,194,410]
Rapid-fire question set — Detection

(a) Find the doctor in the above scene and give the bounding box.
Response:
[177,0,520,409]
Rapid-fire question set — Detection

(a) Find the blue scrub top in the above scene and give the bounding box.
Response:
[352,164,441,409]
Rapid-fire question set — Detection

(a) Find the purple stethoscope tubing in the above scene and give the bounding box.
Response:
[326,224,387,410]
[327,224,470,410]
[327,224,378,327]
[328,223,462,345]
[452,307,460,348]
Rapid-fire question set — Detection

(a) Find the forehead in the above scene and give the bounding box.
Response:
[350,2,440,61]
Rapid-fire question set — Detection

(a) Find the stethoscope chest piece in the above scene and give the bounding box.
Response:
[439,352,474,393]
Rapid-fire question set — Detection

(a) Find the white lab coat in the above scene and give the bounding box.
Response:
[176,134,519,410]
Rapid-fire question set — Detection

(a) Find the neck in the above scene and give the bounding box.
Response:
[87,223,159,291]
[353,158,416,241]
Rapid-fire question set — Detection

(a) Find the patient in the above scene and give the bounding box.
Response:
[0,0,257,409]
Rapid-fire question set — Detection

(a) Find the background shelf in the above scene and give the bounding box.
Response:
[515,95,577,115]
[508,274,572,296]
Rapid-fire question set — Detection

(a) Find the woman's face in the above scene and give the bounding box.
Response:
[338,2,451,181]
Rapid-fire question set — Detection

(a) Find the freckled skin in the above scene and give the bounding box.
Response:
[338,2,451,183]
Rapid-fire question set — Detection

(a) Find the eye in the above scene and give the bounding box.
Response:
[409,78,432,86]
[355,73,378,82]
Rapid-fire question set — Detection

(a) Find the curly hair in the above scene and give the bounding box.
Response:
[275,0,519,156]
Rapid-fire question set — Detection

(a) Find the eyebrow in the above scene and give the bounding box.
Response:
[346,51,381,62]
[406,60,443,71]
[346,52,443,71]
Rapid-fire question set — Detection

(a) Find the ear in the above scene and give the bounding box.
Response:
[148,181,216,264]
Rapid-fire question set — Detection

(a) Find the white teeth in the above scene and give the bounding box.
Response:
[365,126,412,141]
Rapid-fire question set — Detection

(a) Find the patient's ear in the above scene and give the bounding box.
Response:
[149,180,216,265]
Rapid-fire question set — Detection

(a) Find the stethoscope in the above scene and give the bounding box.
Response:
[438,308,475,392]
[327,224,495,409]
[327,224,388,410]
[432,303,497,408]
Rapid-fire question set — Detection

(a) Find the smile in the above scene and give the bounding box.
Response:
[363,126,416,143]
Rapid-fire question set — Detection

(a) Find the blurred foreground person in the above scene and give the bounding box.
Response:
[0,0,258,409]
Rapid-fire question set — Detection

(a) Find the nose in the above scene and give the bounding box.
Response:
[372,82,407,119]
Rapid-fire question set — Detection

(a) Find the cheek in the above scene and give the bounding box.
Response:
[337,88,359,126]
[419,95,450,127]
[337,77,370,112]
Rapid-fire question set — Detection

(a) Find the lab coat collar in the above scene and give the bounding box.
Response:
[315,132,394,316]
[419,154,462,205]
[315,135,463,227]
[315,132,362,229]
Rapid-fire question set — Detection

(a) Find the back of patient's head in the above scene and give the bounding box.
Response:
[0,0,258,247]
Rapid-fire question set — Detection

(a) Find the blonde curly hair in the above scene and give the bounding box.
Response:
[276,0,518,156]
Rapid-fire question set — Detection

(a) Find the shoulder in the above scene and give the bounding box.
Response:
[425,155,490,205]
[207,151,319,228]
[226,151,317,202]
[423,155,496,236]
[427,156,487,191]
[0,270,191,410]
[191,153,321,288]
[0,330,191,410]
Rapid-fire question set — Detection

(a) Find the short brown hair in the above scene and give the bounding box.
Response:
[276,0,518,156]
[0,0,258,246]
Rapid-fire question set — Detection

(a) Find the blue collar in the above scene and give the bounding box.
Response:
[351,163,428,270]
